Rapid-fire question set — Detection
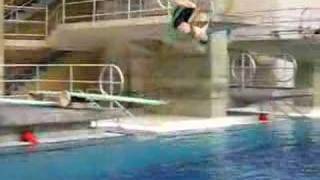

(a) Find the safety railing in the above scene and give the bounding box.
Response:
[4,0,36,19]
[4,5,49,39]
[61,0,171,23]
[229,8,320,40]
[47,1,64,35]
[227,8,319,24]
[4,0,171,38]
[230,52,298,89]
[0,64,124,96]
[6,1,320,40]
[49,4,320,36]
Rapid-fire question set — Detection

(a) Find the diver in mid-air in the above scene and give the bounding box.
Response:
[171,0,210,44]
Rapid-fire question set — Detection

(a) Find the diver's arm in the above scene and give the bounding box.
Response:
[172,0,196,8]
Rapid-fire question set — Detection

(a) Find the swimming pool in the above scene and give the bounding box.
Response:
[0,119,319,180]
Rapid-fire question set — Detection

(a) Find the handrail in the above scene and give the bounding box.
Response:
[157,0,171,9]
[1,64,125,95]
[65,8,167,20]
[4,0,172,38]
[5,0,320,40]
[62,0,171,23]
[231,52,256,89]
[0,64,123,67]
[230,52,298,89]
[231,7,320,40]
[65,0,103,6]
[226,7,320,15]
[47,2,63,35]
[98,64,124,95]
[48,3,62,19]
[4,4,48,39]
[5,19,46,24]
[5,0,38,19]
[225,7,320,28]
[4,5,46,10]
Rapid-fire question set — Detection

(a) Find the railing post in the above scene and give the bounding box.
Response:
[128,0,131,19]
[36,66,40,92]
[62,0,66,23]
[139,0,142,17]
[241,53,245,89]
[69,65,73,91]
[92,0,96,22]
[109,66,114,108]
[15,10,19,34]
[45,5,49,36]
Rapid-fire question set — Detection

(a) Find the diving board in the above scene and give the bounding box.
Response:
[0,98,59,107]
[59,91,168,107]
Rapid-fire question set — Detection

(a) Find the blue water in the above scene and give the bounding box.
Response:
[0,119,320,180]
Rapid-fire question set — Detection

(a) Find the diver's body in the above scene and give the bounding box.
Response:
[172,0,210,44]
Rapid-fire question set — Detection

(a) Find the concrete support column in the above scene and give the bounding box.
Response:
[313,64,320,107]
[0,0,4,95]
[151,31,230,118]
[209,30,229,117]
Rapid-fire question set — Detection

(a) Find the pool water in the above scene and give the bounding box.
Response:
[0,119,320,180]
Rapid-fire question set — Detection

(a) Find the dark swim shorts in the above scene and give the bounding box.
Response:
[172,7,195,29]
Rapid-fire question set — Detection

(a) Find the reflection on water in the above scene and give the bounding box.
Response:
[0,119,319,180]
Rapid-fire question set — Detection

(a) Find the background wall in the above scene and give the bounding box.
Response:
[97,40,215,117]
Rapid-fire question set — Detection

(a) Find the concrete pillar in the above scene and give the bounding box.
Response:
[0,0,4,94]
[149,31,230,118]
[313,64,320,107]
[209,30,230,117]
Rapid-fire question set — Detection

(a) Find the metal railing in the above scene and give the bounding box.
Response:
[4,0,36,19]
[230,52,298,89]
[4,5,48,39]
[5,1,320,40]
[0,64,124,96]
[61,0,170,23]
[229,8,320,39]
[4,0,171,38]
[47,1,64,35]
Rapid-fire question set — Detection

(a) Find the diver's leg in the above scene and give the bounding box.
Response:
[192,23,209,43]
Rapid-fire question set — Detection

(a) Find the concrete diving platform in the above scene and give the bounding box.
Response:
[48,15,257,51]
[0,101,124,127]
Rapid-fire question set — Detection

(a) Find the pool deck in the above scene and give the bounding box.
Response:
[1,107,319,148]
[94,115,259,135]
[93,106,320,135]
[0,114,260,148]
[0,129,123,148]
